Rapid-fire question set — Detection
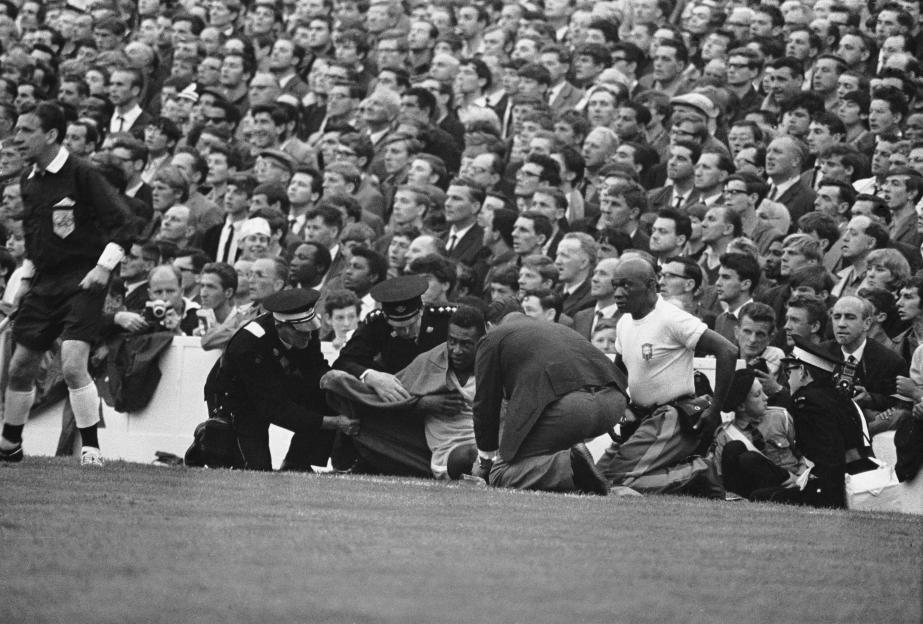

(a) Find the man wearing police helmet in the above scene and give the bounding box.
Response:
[333,275,455,401]
[782,336,877,508]
[208,288,358,471]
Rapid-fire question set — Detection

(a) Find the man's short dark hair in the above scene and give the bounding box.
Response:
[350,247,388,284]
[526,153,562,187]
[519,211,553,242]
[739,301,776,327]
[657,208,692,241]
[407,253,457,291]
[787,293,829,336]
[720,252,761,294]
[202,261,238,292]
[664,255,704,291]
[449,304,486,336]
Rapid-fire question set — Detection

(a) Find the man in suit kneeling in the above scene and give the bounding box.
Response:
[472,303,628,495]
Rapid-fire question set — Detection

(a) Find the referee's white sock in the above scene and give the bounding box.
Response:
[69,382,101,430]
[2,388,35,446]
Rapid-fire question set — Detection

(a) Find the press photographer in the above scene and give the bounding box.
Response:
[115,264,200,336]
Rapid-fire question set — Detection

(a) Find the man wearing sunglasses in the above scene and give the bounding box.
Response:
[206,288,358,471]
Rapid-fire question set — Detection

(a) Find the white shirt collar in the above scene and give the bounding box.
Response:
[448,222,475,241]
[724,297,753,316]
[111,103,143,132]
[771,175,801,197]
[842,338,867,362]
[594,301,619,317]
[29,146,69,178]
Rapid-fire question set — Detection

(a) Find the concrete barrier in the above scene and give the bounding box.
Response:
[17,338,349,468]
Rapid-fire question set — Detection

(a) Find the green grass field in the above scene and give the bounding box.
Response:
[1,458,921,624]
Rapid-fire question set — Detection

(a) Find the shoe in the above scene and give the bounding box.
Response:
[0,443,23,463]
[80,447,104,467]
[570,443,609,495]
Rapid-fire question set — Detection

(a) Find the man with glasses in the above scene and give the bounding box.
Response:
[514,154,561,210]
[723,172,780,254]
[206,288,358,471]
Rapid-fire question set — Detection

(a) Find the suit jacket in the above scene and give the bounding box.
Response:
[281,75,311,101]
[324,248,349,286]
[630,229,651,253]
[560,276,594,318]
[201,222,241,263]
[438,113,466,149]
[473,315,627,460]
[443,224,484,267]
[124,281,149,312]
[126,110,154,141]
[647,185,700,214]
[730,86,762,123]
[773,180,816,229]
[800,166,823,192]
[890,212,920,249]
[713,310,739,345]
[543,229,565,260]
[821,339,909,412]
[549,81,585,117]
[128,181,153,210]
[573,307,595,340]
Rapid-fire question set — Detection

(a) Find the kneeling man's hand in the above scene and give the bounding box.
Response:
[364,370,411,402]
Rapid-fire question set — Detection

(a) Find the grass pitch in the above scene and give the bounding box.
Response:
[1,459,921,624]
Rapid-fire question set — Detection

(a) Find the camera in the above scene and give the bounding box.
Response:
[747,357,769,374]
[834,360,859,397]
[143,299,170,329]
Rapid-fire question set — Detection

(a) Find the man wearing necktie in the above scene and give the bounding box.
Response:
[821,296,907,415]
[107,68,152,139]
[441,178,485,267]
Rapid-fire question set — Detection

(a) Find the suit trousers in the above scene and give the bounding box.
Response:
[490,386,622,492]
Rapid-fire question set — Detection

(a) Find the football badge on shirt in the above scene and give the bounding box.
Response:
[642,343,653,360]
[52,197,76,239]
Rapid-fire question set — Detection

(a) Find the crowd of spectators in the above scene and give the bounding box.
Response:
[1,0,922,494]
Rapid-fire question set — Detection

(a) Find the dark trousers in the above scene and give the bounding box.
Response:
[490,386,621,492]
[233,404,335,471]
[721,441,790,499]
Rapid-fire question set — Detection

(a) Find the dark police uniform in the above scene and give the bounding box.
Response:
[206,290,334,471]
[330,276,455,472]
[784,337,875,508]
[333,276,455,376]
[15,147,136,350]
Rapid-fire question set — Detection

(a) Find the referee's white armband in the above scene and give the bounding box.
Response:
[96,243,125,271]
[20,259,35,279]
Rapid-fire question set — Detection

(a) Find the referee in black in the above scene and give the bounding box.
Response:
[0,102,136,466]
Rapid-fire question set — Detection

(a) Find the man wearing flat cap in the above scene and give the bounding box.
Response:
[254,148,296,188]
[205,288,358,471]
[782,336,876,507]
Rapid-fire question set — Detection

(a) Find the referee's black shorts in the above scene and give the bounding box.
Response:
[12,268,107,351]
